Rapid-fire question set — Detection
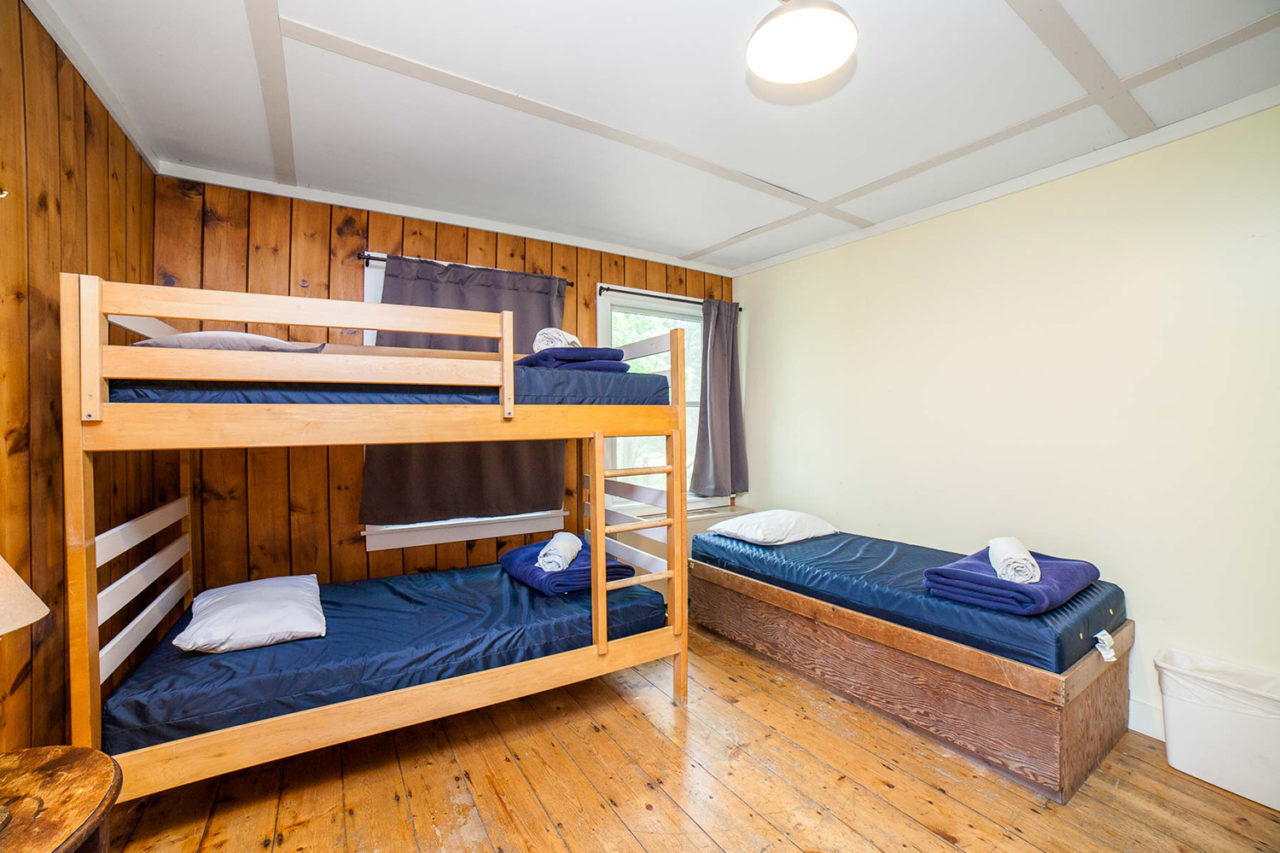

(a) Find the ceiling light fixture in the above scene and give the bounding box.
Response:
[746,0,859,85]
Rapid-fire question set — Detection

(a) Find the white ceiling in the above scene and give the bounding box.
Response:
[31,0,1280,275]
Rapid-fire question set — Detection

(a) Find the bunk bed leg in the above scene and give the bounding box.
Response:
[668,328,689,706]
[179,452,196,607]
[590,432,608,655]
[60,272,103,747]
[499,310,515,419]
[64,448,102,747]
[673,636,689,706]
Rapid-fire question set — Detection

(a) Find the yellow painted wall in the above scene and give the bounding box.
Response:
[734,105,1280,736]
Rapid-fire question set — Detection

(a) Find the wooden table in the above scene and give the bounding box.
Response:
[0,746,121,852]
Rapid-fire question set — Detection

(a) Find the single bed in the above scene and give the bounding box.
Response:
[690,531,1134,802]
[108,366,670,406]
[103,564,667,754]
[691,532,1125,673]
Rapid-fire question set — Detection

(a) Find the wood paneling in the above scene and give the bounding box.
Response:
[245,194,291,582]
[325,206,368,584]
[199,187,248,592]
[286,200,331,585]
[22,5,63,749]
[0,0,155,749]
[1,0,33,753]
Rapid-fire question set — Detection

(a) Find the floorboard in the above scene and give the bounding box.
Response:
[111,628,1280,853]
[394,722,492,853]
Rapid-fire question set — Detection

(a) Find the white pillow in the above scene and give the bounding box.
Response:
[173,575,326,653]
[709,510,838,546]
[134,330,325,353]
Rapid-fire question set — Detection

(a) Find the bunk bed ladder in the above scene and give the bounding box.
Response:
[585,328,689,703]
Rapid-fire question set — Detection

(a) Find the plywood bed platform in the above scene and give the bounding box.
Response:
[690,559,1134,803]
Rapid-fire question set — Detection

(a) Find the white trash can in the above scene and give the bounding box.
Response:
[1154,648,1280,810]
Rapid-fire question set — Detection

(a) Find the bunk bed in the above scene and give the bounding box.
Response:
[60,273,689,801]
[690,532,1133,803]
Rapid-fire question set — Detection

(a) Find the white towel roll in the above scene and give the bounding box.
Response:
[533,328,582,352]
[536,531,582,573]
[988,537,1041,584]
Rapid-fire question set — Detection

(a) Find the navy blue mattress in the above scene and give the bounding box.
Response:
[102,565,667,754]
[691,532,1125,673]
[108,366,668,406]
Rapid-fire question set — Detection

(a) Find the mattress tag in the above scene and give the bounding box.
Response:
[1094,629,1116,662]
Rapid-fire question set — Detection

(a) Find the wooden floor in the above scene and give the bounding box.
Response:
[111,628,1280,853]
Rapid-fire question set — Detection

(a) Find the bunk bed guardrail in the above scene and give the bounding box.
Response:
[72,272,516,421]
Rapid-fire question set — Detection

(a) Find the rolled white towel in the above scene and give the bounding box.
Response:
[988,537,1041,584]
[536,531,582,573]
[533,328,582,352]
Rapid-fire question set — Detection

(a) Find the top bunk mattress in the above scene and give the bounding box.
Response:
[108,366,669,406]
[691,532,1125,673]
[102,564,667,754]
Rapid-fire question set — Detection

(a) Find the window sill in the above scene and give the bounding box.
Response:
[362,510,568,552]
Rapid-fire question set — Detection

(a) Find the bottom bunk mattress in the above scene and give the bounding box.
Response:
[102,564,667,754]
[691,532,1125,673]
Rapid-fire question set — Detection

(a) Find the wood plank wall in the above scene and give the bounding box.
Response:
[154,177,732,594]
[0,0,156,750]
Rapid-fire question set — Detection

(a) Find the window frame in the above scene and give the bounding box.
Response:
[595,283,731,514]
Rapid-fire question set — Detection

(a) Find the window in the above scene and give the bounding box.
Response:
[596,284,730,512]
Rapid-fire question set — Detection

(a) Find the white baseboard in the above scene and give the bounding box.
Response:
[1128,697,1165,741]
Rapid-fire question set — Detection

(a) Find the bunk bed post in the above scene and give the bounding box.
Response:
[77,275,107,422]
[667,328,689,705]
[179,452,196,608]
[590,432,608,655]
[60,273,103,747]
[498,309,515,419]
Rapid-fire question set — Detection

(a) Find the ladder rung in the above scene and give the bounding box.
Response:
[606,571,674,591]
[603,465,673,478]
[604,518,673,536]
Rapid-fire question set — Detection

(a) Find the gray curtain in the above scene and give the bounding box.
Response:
[359,256,567,525]
[690,298,748,497]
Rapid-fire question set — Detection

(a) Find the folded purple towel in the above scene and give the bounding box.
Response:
[552,360,631,372]
[923,548,1100,615]
[517,347,626,369]
[499,539,634,595]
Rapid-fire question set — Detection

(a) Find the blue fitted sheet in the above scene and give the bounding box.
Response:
[108,366,669,406]
[102,565,667,754]
[691,532,1125,673]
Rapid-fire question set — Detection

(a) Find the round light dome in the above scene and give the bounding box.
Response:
[746,0,859,85]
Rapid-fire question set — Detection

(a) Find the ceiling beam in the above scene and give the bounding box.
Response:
[244,0,296,185]
[279,17,835,218]
[682,209,820,261]
[1124,11,1280,91]
[1004,0,1155,137]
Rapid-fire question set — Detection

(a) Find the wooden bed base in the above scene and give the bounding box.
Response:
[115,627,681,801]
[689,560,1133,803]
[60,273,690,800]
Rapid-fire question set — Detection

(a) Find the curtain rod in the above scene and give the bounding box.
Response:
[597,284,740,312]
[357,251,573,286]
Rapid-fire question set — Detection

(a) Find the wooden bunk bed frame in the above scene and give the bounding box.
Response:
[60,273,689,801]
[690,560,1133,803]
